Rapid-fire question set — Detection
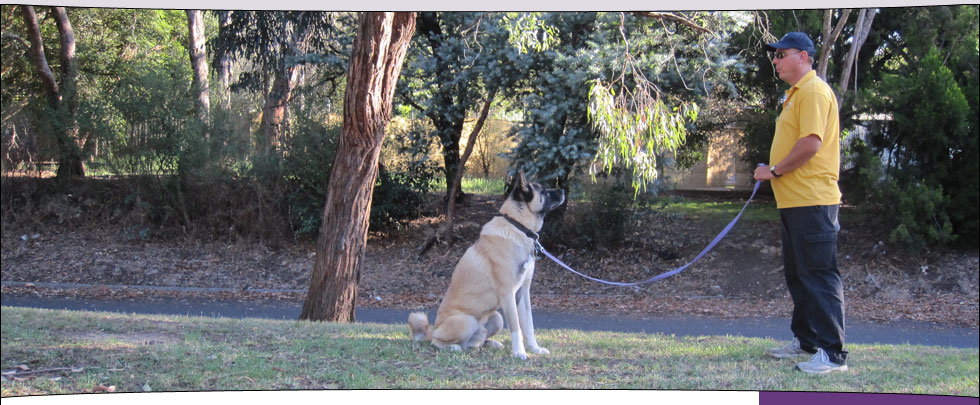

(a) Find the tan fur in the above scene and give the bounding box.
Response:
[408,172,564,359]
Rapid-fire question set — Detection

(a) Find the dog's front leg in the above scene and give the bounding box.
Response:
[517,274,548,355]
[500,290,528,360]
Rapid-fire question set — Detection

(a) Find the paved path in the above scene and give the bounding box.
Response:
[2,291,976,349]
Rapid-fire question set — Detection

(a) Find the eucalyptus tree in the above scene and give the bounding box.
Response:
[185,10,209,140]
[300,12,416,323]
[397,12,526,202]
[508,12,741,195]
[16,6,83,180]
[212,11,353,159]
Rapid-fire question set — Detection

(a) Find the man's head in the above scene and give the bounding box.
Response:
[766,32,815,85]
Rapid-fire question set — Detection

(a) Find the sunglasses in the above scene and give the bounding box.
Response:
[773,50,802,59]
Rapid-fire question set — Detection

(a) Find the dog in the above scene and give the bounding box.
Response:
[409,172,565,360]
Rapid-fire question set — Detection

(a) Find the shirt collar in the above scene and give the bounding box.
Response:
[783,70,817,107]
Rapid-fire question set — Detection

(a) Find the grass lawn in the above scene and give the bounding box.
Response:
[2,307,977,396]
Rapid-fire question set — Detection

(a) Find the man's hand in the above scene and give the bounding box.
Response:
[754,164,776,182]
[755,134,823,182]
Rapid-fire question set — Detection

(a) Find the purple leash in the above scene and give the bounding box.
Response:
[535,180,762,286]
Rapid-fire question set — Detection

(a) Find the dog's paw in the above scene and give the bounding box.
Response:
[512,351,529,360]
[447,344,462,352]
[529,346,550,355]
[484,339,504,349]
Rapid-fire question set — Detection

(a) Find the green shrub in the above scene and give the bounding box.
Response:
[282,118,340,237]
[557,181,635,251]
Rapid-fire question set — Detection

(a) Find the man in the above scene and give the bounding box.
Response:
[753,32,847,374]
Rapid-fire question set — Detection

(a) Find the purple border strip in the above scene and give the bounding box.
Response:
[760,392,979,405]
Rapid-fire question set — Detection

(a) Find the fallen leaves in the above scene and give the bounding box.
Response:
[1,193,977,328]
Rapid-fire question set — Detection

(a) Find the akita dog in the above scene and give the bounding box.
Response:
[409,172,565,360]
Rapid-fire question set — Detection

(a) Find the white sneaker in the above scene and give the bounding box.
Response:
[766,337,809,359]
[796,348,848,374]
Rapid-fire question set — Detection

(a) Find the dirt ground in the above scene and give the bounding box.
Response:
[2,190,977,328]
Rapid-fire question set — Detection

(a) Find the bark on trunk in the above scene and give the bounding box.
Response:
[838,9,876,101]
[299,12,416,323]
[186,10,210,138]
[444,86,498,245]
[259,66,302,156]
[21,6,83,179]
[218,11,233,111]
[20,6,59,103]
[52,7,83,179]
[816,9,851,80]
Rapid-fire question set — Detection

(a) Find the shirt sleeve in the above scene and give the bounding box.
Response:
[796,91,832,141]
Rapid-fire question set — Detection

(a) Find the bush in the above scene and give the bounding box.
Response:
[369,165,429,231]
[557,181,635,251]
[282,118,340,237]
[851,47,978,249]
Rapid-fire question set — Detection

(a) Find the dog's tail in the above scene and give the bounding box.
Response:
[408,312,433,342]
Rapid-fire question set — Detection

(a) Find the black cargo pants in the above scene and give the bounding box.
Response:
[779,204,847,365]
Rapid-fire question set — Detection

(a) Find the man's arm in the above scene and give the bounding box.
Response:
[753,134,822,181]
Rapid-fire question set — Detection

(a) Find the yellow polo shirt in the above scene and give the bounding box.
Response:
[770,70,842,209]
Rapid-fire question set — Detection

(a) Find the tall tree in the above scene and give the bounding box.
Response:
[216,10,233,111]
[398,13,516,202]
[300,12,416,323]
[19,5,83,179]
[444,86,498,245]
[816,9,851,80]
[213,11,350,158]
[185,10,209,138]
[836,8,876,100]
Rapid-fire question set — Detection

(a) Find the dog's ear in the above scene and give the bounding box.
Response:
[517,171,529,192]
[510,171,534,203]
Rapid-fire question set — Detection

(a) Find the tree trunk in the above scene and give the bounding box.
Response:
[300,12,416,323]
[51,7,83,179]
[20,6,59,104]
[186,10,210,138]
[417,13,467,203]
[816,9,851,80]
[259,18,311,158]
[21,6,83,179]
[444,86,498,245]
[838,9,876,101]
[217,11,233,111]
[259,66,302,156]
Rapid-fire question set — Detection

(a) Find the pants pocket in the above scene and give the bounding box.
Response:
[803,231,837,271]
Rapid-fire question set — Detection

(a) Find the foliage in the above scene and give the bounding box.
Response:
[369,165,429,232]
[857,44,977,248]
[502,12,560,53]
[282,118,433,236]
[509,12,744,196]
[587,12,750,194]
[397,12,524,198]
[564,180,635,250]
[210,11,353,94]
[282,116,340,237]
[588,80,698,194]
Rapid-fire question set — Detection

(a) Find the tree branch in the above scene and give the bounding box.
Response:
[632,12,712,35]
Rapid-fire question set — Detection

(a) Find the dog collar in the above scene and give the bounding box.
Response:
[498,214,539,242]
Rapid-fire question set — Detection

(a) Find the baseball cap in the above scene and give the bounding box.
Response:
[765,32,816,55]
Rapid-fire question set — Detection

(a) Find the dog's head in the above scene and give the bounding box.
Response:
[501,172,565,230]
